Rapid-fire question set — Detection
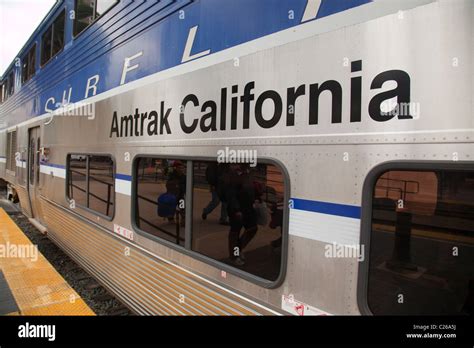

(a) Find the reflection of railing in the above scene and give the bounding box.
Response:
[138,165,161,181]
[193,165,284,203]
[136,194,184,244]
[376,178,419,202]
[69,169,113,216]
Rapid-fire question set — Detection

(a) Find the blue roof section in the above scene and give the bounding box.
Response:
[0,0,372,126]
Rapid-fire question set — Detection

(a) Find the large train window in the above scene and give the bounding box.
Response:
[67,154,115,219]
[41,10,65,66]
[135,158,186,247]
[363,164,474,315]
[52,11,65,57]
[21,44,36,84]
[192,161,284,281]
[74,0,119,37]
[133,156,288,286]
[40,26,52,66]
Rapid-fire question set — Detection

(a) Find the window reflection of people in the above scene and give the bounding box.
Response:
[201,163,229,225]
[224,164,258,266]
[165,160,186,227]
[269,202,283,249]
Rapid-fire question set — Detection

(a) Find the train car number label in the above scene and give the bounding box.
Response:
[113,224,134,241]
[281,294,330,316]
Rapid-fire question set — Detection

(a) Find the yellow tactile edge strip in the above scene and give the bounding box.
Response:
[0,208,95,316]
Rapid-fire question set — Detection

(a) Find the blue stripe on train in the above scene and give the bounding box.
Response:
[116,173,132,181]
[291,198,361,219]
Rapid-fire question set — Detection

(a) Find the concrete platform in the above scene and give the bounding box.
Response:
[0,208,94,315]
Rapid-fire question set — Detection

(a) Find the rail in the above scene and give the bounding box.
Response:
[69,168,113,216]
[136,194,184,244]
[376,177,419,202]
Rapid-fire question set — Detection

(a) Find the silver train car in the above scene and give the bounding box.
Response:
[0,0,473,315]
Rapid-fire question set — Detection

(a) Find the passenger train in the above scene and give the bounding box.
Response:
[0,0,473,315]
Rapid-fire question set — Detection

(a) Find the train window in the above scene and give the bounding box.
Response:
[67,154,114,218]
[28,137,35,184]
[96,0,117,16]
[74,0,94,36]
[68,155,87,207]
[74,0,118,36]
[22,44,36,84]
[8,72,14,97]
[133,156,287,285]
[29,45,37,81]
[52,11,65,57]
[192,161,285,281]
[5,71,14,99]
[41,10,65,66]
[135,158,186,247]
[3,82,6,102]
[36,137,41,185]
[41,27,52,66]
[365,167,474,315]
[88,155,114,217]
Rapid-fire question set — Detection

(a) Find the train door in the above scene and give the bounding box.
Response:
[27,126,41,218]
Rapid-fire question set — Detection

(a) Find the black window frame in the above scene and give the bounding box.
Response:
[41,9,66,67]
[66,153,116,221]
[5,71,14,99]
[358,160,474,315]
[73,0,119,38]
[131,154,290,289]
[21,44,37,84]
[52,10,66,57]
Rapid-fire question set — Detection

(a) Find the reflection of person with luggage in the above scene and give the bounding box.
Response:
[225,164,258,266]
[201,162,229,225]
[157,161,186,226]
[269,202,283,249]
